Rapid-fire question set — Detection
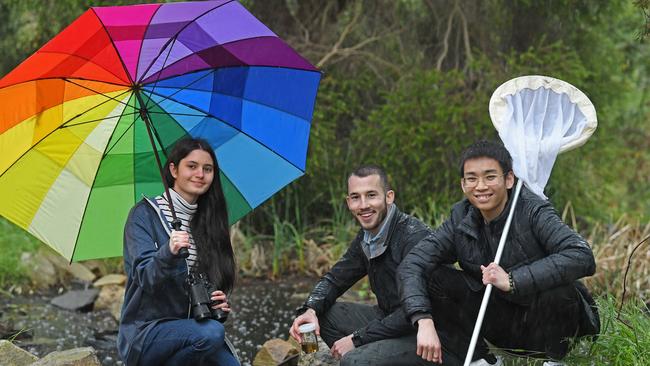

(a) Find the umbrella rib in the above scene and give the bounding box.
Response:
[136,0,234,83]
[140,35,319,84]
[0,76,129,91]
[140,68,217,108]
[139,95,260,214]
[142,67,316,123]
[144,88,306,173]
[25,50,132,86]
[61,111,138,129]
[0,86,133,179]
[142,36,180,112]
[69,102,141,263]
[90,7,135,86]
[132,4,164,82]
[102,119,137,158]
[147,111,207,118]
[64,78,133,108]
[135,92,180,158]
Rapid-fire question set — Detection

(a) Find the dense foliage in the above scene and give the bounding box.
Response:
[0,0,648,232]
[244,0,650,229]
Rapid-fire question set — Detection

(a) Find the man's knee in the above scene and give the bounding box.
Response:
[427,265,469,297]
[319,302,351,322]
[339,348,367,366]
[534,285,582,320]
[318,302,351,346]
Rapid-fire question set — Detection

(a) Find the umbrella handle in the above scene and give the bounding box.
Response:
[171,219,190,258]
[463,179,524,366]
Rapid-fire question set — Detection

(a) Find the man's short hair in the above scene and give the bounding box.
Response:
[349,165,391,192]
[459,140,513,177]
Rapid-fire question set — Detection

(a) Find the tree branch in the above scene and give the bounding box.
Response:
[436,4,456,71]
[456,0,474,71]
[316,2,362,68]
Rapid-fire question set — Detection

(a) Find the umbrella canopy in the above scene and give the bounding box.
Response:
[0,0,321,262]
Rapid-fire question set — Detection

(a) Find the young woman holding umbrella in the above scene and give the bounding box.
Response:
[118,137,240,366]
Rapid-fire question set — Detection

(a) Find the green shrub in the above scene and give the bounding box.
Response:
[0,218,41,288]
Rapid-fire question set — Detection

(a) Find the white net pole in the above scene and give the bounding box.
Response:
[463,179,524,366]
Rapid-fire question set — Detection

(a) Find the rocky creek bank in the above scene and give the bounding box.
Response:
[1,250,341,366]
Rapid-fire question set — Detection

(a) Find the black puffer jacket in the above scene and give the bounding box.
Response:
[399,187,597,330]
[301,206,431,346]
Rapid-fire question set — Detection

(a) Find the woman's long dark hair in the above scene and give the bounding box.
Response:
[163,137,235,293]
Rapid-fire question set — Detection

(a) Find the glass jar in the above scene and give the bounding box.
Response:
[298,323,318,353]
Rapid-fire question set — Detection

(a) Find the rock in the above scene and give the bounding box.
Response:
[81,260,108,278]
[253,338,299,366]
[20,252,58,288]
[40,250,73,279]
[67,263,96,283]
[51,289,100,312]
[31,347,101,366]
[84,330,118,352]
[297,337,337,366]
[94,285,124,321]
[0,340,39,365]
[93,274,126,287]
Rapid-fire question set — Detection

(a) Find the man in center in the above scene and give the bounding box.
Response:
[289,165,436,365]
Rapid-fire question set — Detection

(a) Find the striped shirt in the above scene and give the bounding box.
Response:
[156,189,199,273]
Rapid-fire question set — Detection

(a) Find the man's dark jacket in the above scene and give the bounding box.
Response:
[300,206,431,346]
[399,187,599,335]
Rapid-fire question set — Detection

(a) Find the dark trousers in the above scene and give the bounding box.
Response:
[319,302,463,366]
[428,266,585,362]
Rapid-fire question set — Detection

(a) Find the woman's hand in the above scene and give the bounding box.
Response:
[210,290,231,312]
[168,230,190,255]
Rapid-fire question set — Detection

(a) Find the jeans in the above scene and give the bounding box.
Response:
[319,302,462,366]
[138,318,239,366]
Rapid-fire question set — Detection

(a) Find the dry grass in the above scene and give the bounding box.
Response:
[582,215,650,301]
[233,204,650,303]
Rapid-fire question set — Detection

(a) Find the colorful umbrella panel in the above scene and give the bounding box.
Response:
[0,0,321,261]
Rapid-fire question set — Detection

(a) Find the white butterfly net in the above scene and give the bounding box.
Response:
[489,76,597,199]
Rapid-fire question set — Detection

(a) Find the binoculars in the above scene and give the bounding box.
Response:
[186,272,228,323]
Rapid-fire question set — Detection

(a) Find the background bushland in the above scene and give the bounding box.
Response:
[0,0,648,280]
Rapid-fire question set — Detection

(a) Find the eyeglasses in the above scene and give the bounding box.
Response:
[462,173,506,188]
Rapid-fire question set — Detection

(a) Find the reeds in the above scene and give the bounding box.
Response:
[584,216,650,301]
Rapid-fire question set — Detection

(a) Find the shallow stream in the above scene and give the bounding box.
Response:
[0,277,314,366]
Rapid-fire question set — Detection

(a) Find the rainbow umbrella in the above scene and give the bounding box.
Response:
[0,0,321,262]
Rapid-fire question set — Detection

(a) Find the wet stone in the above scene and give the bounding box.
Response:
[31,346,101,366]
[51,289,100,312]
[297,337,336,366]
[0,339,39,365]
[93,274,126,287]
[21,252,59,288]
[67,264,96,283]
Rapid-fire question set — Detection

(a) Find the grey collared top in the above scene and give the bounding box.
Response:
[361,203,396,259]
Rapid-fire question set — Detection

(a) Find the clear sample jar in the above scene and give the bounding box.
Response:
[298,323,318,353]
